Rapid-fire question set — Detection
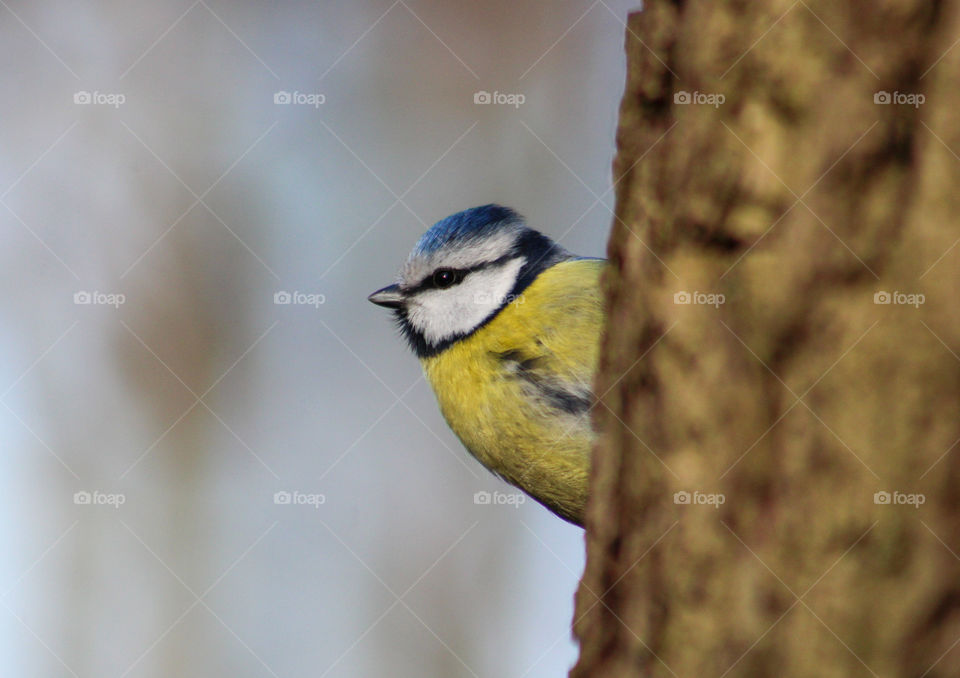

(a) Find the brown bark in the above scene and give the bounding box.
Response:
[573,2,960,677]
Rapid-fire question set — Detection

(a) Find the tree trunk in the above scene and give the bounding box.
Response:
[573,3,960,677]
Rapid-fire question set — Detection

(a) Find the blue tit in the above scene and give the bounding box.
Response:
[368,205,604,526]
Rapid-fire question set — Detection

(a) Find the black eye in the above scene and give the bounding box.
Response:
[432,268,463,289]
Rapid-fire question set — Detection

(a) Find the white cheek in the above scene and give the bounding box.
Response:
[407,259,525,345]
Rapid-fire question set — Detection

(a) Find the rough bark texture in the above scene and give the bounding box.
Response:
[573,3,960,677]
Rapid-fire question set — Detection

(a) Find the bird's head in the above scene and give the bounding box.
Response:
[368,205,570,357]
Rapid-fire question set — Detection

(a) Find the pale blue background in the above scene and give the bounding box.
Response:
[0,2,632,676]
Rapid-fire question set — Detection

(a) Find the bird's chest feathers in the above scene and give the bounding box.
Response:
[420,305,547,468]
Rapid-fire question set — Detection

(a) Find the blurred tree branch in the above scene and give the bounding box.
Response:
[573,2,960,677]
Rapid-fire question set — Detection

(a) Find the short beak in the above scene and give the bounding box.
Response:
[368,284,404,309]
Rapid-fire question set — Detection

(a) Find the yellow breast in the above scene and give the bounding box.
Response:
[420,258,605,525]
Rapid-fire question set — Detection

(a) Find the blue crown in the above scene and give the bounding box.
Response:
[413,204,522,256]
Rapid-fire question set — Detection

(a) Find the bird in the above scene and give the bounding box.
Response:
[368,205,604,527]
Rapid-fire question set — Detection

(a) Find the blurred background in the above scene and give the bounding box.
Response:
[0,1,633,676]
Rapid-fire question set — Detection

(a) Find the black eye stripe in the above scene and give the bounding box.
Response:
[413,254,516,293]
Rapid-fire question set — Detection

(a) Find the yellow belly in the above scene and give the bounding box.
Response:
[420,259,605,525]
